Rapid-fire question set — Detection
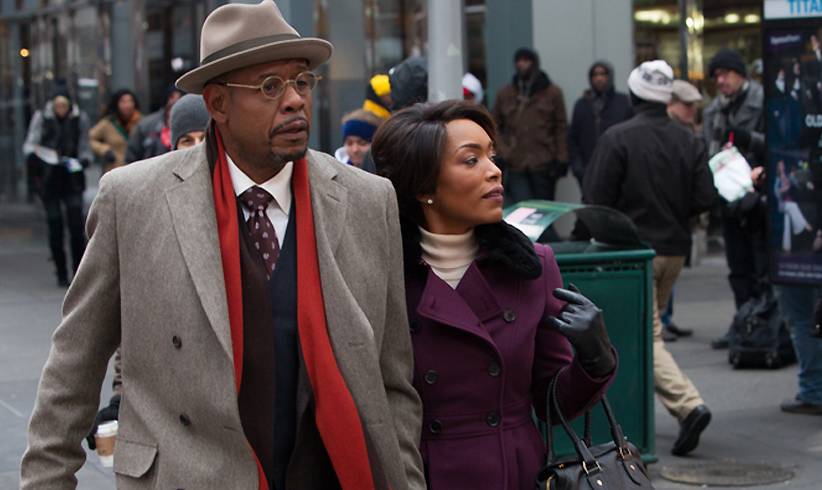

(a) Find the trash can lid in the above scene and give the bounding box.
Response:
[503,200,647,249]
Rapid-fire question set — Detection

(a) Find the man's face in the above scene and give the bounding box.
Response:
[213,59,313,169]
[591,65,610,93]
[714,68,746,97]
[515,58,534,77]
[53,97,70,119]
[668,100,697,125]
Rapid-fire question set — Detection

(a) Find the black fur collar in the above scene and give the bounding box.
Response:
[401,219,542,281]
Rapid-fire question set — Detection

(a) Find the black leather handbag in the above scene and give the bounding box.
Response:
[535,373,654,489]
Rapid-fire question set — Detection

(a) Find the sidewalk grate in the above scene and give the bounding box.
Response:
[660,461,794,487]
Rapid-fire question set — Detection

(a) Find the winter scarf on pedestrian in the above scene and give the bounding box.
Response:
[208,124,377,490]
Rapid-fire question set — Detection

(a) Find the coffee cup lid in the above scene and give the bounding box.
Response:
[96,420,119,437]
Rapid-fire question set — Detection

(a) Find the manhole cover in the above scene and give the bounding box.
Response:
[660,461,794,487]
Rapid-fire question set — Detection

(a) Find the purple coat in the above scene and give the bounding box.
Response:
[404,230,615,490]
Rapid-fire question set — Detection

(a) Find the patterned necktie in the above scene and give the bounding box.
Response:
[239,186,280,280]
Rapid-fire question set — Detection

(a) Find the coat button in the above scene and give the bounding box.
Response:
[488,361,501,377]
[486,411,500,427]
[503,309,517,323]
[179,414,191,427]
[429,419,442,434]
[172,335,182,349]
[424,370,439,384]
[409,319,421,334]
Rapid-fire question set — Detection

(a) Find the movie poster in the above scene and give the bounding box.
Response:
[765,18,822,284]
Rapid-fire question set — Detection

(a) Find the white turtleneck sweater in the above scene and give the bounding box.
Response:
[419,227,478,289]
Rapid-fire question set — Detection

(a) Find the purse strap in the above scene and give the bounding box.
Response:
[544,369,632,470]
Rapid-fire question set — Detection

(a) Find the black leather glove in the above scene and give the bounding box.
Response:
[724,126,752,151]
[85,394,121,450]
[550,284,616,377]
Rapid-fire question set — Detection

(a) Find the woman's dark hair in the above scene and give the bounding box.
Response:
[106,89,140,118]
[372,99,496,226]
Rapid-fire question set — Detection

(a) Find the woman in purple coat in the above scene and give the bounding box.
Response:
[372,100,618,489]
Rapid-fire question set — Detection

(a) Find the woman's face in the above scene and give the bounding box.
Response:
[420,119,503,234]
[344,135,370,167]
[117,94,136,120]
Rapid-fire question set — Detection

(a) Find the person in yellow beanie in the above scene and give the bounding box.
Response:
[363,74,392,120]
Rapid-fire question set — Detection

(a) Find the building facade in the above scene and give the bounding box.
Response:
[0,0,763,202]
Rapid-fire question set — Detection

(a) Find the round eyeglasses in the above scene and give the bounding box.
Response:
[218,71,321,100]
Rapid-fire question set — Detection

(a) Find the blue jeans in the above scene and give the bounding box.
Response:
[775,284,822,404]
[661,288,674,327]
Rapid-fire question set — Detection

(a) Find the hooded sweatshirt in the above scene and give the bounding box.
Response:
[568,61,633,181]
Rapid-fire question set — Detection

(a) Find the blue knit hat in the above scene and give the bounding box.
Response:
[341,109,380,142]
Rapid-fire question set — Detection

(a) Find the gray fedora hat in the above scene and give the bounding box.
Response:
[176,0,333,94]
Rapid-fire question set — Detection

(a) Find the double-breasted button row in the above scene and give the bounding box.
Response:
[426,411,503,434]
[424,370,439,384]
[488,361,501,377]
[179,413,192,427]
[409,319,421,334]
[172,335,182,349]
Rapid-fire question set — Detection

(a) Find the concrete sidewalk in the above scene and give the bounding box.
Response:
[0,201,820,489]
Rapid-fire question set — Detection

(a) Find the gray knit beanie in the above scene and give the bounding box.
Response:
[170,94,210,149]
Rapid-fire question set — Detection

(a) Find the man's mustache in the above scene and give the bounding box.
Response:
[269,116,309,139]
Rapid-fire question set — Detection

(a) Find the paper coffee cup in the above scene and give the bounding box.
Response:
[95,420,118,467]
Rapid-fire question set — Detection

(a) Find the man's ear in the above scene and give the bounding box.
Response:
[203,84,229,124]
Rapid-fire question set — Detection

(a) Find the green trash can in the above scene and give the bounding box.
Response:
[504,200,657,463]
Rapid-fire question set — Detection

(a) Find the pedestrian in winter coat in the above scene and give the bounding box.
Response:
[702,49,769,350]
[22,2,424,488]
[492,47,568,203]
[89,89,142,172]
[170,93,210,150]
[585,60,717,457]
[22,83,93,287]
[569,61,633,188]
[373,100,617,489]
[126,85,184,163]
[334,108,379,172]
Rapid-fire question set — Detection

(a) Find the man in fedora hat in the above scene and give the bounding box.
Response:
[21,1,425,489]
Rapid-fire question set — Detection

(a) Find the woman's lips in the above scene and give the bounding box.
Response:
[483,186,505,201]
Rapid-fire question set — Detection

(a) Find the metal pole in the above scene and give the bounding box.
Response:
[678,0,688,80]
[427,0,464,101]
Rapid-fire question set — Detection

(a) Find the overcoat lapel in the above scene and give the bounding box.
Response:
[415,263,503,346]
[165,144,233,363]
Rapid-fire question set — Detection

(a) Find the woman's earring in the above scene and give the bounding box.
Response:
[426,199,434,205]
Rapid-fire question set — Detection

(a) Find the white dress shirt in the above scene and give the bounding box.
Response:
[227,155,292,244]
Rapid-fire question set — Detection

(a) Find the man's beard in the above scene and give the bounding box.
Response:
[266,146,308,167]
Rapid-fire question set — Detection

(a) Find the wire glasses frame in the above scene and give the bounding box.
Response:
[218,71,322,100]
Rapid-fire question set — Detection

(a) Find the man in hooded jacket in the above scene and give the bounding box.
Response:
[569,61,633,189]
[493,48,568,203]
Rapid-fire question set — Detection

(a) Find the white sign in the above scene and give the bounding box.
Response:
[765,0,822,20]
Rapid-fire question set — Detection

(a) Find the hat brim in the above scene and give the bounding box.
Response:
[176,38,333,94]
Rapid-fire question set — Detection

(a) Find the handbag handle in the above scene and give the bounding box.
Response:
[544,369,630,469]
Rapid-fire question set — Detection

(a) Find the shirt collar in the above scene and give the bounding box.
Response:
[226,154,293,215]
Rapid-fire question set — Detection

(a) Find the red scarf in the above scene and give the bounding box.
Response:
[210,127,376,490]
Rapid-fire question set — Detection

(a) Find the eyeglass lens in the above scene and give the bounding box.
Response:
[261,72,318,98]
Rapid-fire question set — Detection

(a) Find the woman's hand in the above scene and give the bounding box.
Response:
[549,284,616,377]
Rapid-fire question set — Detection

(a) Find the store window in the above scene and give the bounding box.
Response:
[634,0,762,87]
[144,0,202,111]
